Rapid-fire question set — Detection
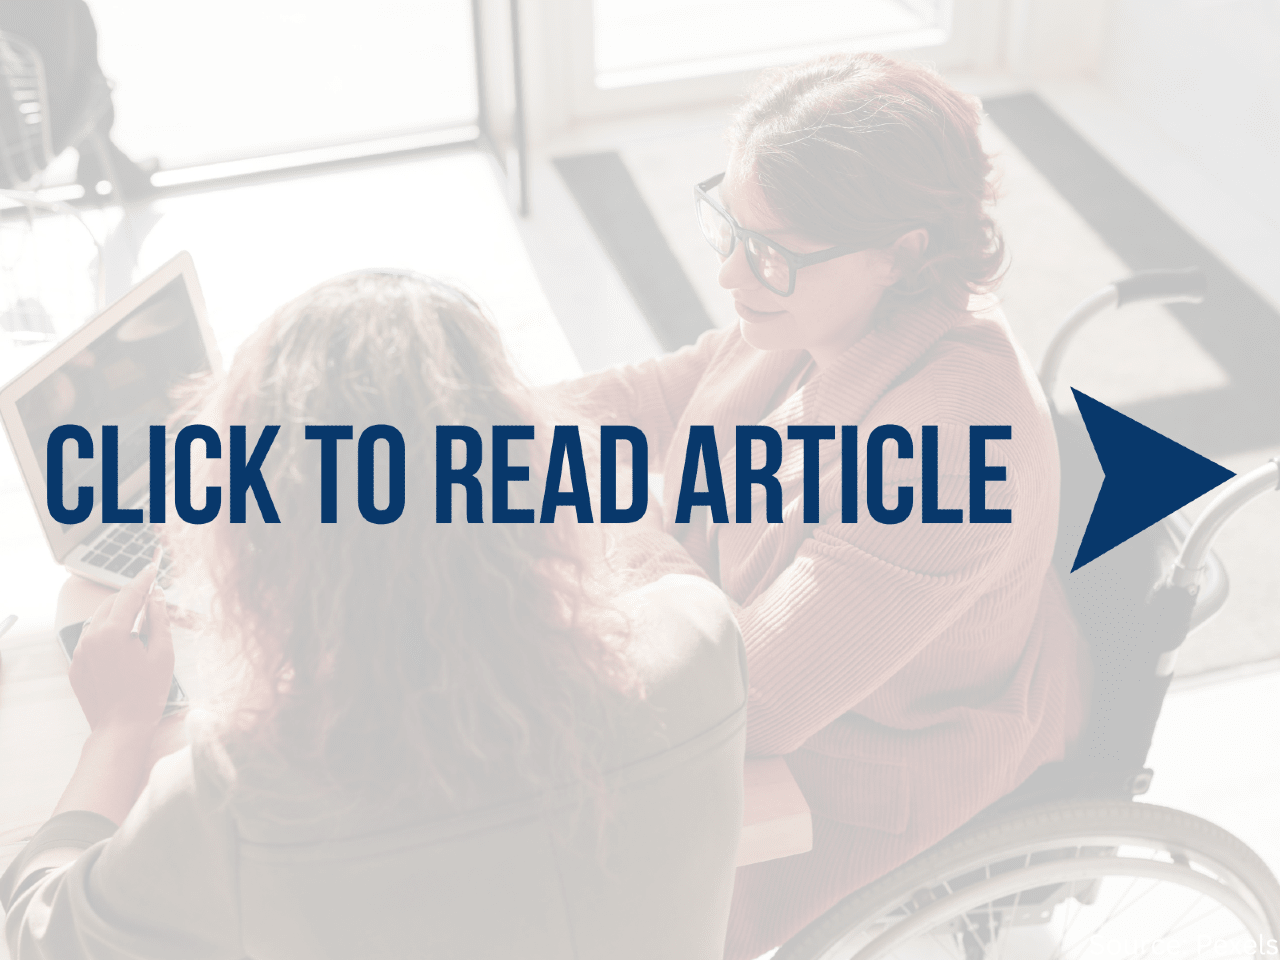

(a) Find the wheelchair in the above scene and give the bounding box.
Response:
[774,269,1280,960]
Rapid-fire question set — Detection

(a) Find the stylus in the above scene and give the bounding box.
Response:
[129,548,164,643]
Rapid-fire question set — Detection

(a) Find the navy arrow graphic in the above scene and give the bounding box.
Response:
[1071,388,1235,571]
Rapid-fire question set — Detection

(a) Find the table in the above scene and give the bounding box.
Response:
[0,576,811,880]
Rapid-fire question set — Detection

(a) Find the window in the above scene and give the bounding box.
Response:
[90,0,477,170]
[592,0,952,89]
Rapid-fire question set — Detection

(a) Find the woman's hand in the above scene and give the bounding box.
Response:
[69,561,174,733]
[49,562,178,825]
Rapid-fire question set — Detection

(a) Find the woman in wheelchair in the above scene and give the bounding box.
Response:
[559,52,1089,958]
[0,272,750,958]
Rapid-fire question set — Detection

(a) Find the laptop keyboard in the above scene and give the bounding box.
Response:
[79,522,175,586]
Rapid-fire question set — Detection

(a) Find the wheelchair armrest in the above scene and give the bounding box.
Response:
[1160,512,1229,632]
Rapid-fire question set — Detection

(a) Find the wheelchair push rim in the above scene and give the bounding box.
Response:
[777,799,1280,960]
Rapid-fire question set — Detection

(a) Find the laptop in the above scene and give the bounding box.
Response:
[0,252,222,590]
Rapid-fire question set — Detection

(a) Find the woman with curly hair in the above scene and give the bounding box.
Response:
[1,272,748,958]
[561,52,1088,957]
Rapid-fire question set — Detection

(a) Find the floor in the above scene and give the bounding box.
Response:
[1146,665,1280,879]
[0,76,1277,952]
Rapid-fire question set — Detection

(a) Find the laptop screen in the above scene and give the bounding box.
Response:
[9,271,215,543]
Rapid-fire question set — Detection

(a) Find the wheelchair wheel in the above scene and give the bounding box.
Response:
[775,799,1280,960]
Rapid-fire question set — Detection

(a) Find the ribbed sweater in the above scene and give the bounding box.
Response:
[558,296,1087,958]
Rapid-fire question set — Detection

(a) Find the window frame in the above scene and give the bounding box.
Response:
[536,0,1004,128]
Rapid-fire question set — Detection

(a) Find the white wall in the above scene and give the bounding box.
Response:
[1003,0,1111,79]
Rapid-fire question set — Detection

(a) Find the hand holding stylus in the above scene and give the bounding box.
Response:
[70,558,173,732]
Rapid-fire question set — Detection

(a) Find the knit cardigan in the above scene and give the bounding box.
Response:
[557,296,1087,957]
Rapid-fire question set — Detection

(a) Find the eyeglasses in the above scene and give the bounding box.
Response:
[694,173,866,297]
